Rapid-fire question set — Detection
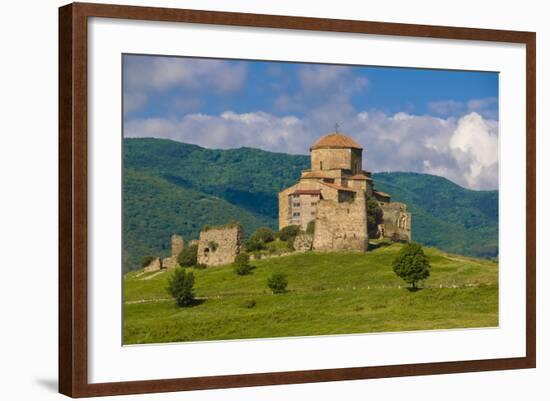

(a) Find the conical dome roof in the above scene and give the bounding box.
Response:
[310,132,363,150]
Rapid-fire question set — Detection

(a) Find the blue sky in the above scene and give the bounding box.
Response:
[123,55,499,190]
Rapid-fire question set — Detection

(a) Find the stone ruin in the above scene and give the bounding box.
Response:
[378,202,412,242]
[142,234,184,272]
[197,224,244,267]
[143,257,162,273]
[293,232,313,251]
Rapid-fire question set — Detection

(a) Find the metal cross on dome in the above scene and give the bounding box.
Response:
[334,123,340,133]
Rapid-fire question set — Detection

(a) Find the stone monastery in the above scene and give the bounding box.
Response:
[144,131,412,271]
[278,131,411,252]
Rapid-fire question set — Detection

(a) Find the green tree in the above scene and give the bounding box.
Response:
[366,198,384,237]
[167,269,196,307]
[392,243,431,289]
[244,238,265,252]
[177,244,198,267]
[250,227,275,244]
[267,273,288,294]
[233,253,254,275]
[277,225,300,242]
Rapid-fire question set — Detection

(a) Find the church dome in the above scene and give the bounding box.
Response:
[310,132,363,150]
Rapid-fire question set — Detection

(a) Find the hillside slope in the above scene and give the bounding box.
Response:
[124,243,498,344]
[123,138,498,270]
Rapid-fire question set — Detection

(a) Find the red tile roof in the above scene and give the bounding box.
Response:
[374,190,391,198]
[310,133,363,150]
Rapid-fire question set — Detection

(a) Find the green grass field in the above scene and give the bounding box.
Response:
[123,242,498,344]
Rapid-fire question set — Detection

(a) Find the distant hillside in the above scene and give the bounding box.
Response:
[123,138,498,270]
[373,172,498,259]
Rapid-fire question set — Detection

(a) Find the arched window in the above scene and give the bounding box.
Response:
[320,161,323,170]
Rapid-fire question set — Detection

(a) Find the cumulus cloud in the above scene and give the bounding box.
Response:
[125,109,498,190]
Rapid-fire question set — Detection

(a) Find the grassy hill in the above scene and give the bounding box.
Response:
[123,138,498,271]
[124,243,498,344]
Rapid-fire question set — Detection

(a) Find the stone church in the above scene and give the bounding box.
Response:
[278,132,412,251]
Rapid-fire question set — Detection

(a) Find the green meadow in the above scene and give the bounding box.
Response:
[123,242,498,345]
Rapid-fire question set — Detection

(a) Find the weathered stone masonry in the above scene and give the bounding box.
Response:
[197,225,244,266]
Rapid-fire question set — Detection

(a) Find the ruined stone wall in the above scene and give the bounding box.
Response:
[312,191,368,252]
[143,257,162,272]
[379,202,412,242]
[293,232,313,251]
[197,226,243,266]
[171,234,184,257]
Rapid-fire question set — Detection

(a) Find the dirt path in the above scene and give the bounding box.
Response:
[139,271,165,281]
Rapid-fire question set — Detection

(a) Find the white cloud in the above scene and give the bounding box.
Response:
[449,113,498,189]
[125,108,498,190]
[122,56,247,115]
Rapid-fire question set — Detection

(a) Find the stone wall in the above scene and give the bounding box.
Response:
[379,202,412,242]
[312,191,368,252]
[143,257,162,272]
[162,256,178,269]
[293,232,313,251]
[197,225,244,266]
[171,234,184,257]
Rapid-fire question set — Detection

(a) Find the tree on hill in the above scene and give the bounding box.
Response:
[245,226,276,252]
[366,198,384,237]
[167,269,196,307]
[267,273,288,294]
[177,244,198,267]
[392,243,431,290]
[250,227,275,243]
[233,253,254,275]
[277,225,300,242]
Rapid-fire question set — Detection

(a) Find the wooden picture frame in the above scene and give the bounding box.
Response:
[59,2,536,397]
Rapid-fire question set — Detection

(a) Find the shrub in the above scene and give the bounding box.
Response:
[366,198,384,237]
[233,253,254,275]
[392,243,431,289]
[267,273,288,294]
[250,227,275,244]
[140,255,156,268]
[177,244,198,267]
[244,238,265,252]
[278,225,300,242]
[167,269,196,307]
[306,220,315,235]
[194,263,207,270]
[242,299,256,309]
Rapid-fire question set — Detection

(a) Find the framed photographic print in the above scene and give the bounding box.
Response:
[59,2,536,397]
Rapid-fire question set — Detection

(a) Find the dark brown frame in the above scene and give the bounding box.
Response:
[59,2,536,397]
